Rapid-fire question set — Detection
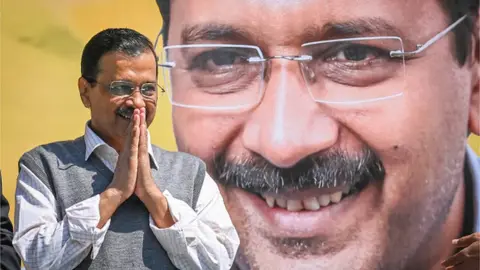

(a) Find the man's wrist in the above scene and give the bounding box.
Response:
[102,186,126,207]
[142,188,175,228]
[141,186,167,210]
[98,188,125,229]
[107,183,133,203]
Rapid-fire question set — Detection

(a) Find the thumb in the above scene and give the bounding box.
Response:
[453,233,480,248]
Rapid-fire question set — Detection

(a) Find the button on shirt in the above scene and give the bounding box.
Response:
[13,124,240,270]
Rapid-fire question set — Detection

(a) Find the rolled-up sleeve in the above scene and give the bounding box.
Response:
[149,173,240,270]
[13,163,110,270]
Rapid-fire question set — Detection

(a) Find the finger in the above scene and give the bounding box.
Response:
[121,109,139,151]
[447,260,480,270]
[141,107,147,139]
[138,108,149,160]
[138,108,153,179]
[445,243,480,269]
[122,110,135,146]
[126,112,140,179]
[130,110,141,157]
[453,233,480,248]
[442,250,468,267]
[464,242,480,258]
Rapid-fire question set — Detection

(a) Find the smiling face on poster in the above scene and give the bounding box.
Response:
[153,0,480,269]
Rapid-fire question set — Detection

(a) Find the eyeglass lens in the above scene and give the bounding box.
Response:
[110,81,157,97]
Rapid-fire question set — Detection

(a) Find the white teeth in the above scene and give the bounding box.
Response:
[330,192,342,203]
[276,198,287,208]
[262,187,350,211]
[303,197,320,211]
[287,200,303,211]
[265,196,275,208]
[318,195,331,206]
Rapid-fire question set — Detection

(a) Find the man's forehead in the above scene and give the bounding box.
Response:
[168,0,445,45]
[97,52,156,79]
[170,0,438,15]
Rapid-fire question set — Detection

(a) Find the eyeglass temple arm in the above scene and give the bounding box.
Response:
[390,14,468,58]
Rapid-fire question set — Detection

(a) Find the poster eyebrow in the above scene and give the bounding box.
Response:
[181,23,255,44]
[180,17,410,46]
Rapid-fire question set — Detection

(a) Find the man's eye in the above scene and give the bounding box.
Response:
[189,49,248,70]
[209,51,241,66]
[111,84,133,95]
[141,84,157,95]
[327,45,383,62]
[338,46,372,61]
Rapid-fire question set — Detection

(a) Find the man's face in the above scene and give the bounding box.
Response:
[168,0,479,269]
[80,51,158,149]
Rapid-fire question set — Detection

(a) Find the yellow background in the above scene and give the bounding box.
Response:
[1,0,479,224]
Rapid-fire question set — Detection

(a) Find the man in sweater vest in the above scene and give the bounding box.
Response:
[12,28,239,270]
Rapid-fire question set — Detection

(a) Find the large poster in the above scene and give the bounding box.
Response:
[2,0,480,269]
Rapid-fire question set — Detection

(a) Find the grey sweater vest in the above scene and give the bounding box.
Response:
[19,137,206,270]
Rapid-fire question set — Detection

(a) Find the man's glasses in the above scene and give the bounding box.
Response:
[86,79,159,99]
[156,14,468,110]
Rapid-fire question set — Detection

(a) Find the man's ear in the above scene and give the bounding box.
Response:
[78,77,92,108]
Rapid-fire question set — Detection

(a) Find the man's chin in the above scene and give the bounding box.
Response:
[238,244,368,270]
[225,181,382,269]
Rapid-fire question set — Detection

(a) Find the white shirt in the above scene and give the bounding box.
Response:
[13,124,240,270]
[466,145,480,232]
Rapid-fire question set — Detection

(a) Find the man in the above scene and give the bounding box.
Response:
[154,0,480,269]
[1,171,21,270]
[13,28,239,270]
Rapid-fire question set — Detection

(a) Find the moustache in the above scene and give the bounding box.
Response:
[212,147,386,195]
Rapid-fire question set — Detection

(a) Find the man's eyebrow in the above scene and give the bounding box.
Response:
[180,18,411,46]
[181,23,255,44]
[317,17,406,40]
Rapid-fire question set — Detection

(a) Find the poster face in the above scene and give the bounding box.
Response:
[3,0,479,269]
[158,1,480,269]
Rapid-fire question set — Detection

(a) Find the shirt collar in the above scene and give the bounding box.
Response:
[466,145,480,232]
[83,122,159,169]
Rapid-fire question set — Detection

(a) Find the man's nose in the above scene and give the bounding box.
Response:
[125,90,146,109]
[242,62,339,168]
